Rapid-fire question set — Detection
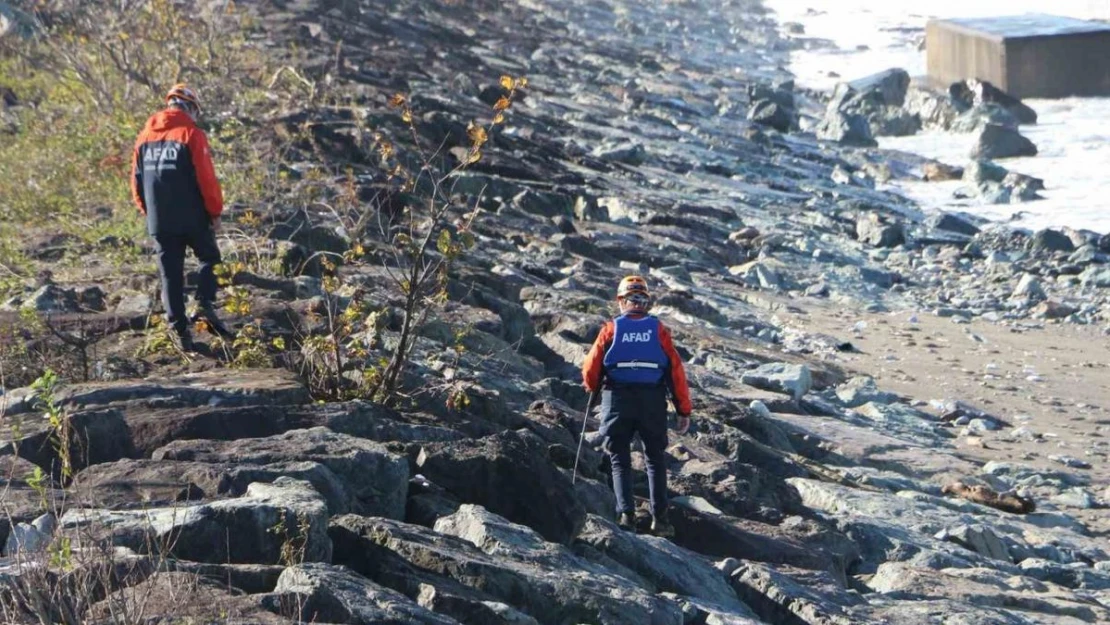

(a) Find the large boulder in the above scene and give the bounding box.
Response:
[573,514,753,614]
[1,406,134,477]
[60,477,332,565]
[834,376,899,408]
[265,562,461,624]
[903,87,961,130]
[949,103,1021,133]
[153,427,409,519]
[969,124,1037,160]
[415,429,586,544]
[868,562,1108,622]
[1,368,310,417]
[74,458,358,516]
[729,562,868,625]
[747,100,794,132]
[815,111,877,147]
[827,69,920,137]
[329,514,685,625]
[949,79,1037,125]
[856,215,906,248]
[740,363,813,400]
[668,504,838,575]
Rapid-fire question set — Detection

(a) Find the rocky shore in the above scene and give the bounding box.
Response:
[2,0,1109,623]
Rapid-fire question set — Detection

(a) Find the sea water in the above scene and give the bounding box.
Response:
[763,0,1110,233]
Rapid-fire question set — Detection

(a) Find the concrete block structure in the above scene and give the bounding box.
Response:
[927,14,1110,98]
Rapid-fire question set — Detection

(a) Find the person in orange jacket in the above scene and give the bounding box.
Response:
[131,84,231,350]
[582,275,692,536]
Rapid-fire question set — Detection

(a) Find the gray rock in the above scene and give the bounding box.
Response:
[740,363,812,400]
[60,477,332,565]
[573,514,753,614]
[573,195,607,221]
[730,562,864,625]
[2,367,311,417]
[153,427,410,520]
[748,81,795,112]
[267,562,460,624]
[856,215,905,248]
[969,124,1037,160]
[868,561,1107,622]
[1079,266,1110,287]
[935,524,1011,562]
[871,109,922,137]
[416,429,586,544]
[294,276,324,299]
[592,142,647,166]
[846,68,911,107]
[963,160,1009,185]
[22,284,79,313]
[598,196,652,225]
[1051,488,1096,509]
[1011,274,1046,301]
[1002,172,1044,202]
[747,99,794,132]
[835,376,898,408]
[1067,244,1103,264]
[1049,455,1092,470]
[2,514,54,557]
[1032,300,1078,320]
[927,213,980,236]
[114,291,154,316]
[966,418,999,433]
[949,79,1038,125]
[815,111,877,147]
[1019,558,1110,591]
[1033,229,1077,254]
[949,103,1020,133]
[330,514,684,625]
[904,86,961,129]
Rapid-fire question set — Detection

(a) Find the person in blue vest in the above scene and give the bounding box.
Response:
[582,275,693,536]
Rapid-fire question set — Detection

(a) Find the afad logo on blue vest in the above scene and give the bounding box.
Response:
[603,314,668,385]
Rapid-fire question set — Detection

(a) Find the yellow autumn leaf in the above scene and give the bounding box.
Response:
[401,108,413,123]
[467,123,488,146]
[492,112,505,125]
[466,149,482,165]
[518,77,529,88]
[499,75,514,90]
[493,96,511,111]
[388,93,406,108]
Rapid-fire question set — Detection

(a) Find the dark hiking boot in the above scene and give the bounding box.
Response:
[192,304,234,338]
[169,328,195,353]
[617,512,636,532]
[651,513,675,538]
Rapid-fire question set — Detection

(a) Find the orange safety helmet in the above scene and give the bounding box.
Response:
[616,275,651,300]
[165,83,201,112]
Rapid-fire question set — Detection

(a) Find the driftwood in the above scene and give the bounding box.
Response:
[942,481,1035,514]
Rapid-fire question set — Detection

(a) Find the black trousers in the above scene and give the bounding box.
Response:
[598,385,669,517]
[154,229,221,334]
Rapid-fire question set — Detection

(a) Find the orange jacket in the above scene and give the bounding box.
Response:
[582,313,693,415]
[131,109,223,235]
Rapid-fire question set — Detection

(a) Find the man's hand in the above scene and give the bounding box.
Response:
[675,415,691,435]
[210,216,222,234]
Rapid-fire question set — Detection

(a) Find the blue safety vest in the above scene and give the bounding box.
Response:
[602,314,668,385]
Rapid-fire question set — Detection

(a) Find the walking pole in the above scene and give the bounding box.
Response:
[572,390,598,485]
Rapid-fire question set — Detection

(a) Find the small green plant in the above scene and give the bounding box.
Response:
[25,465,50,512]
[30,369,73,481]
[222,320,273,369]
